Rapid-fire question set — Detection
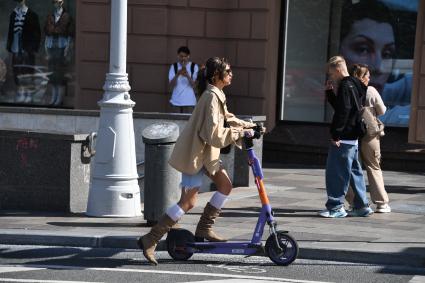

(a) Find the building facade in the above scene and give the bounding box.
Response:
[0,0,423,145]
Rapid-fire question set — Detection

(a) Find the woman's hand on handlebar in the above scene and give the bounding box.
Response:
[244,128,263,139]
[244,129,255,138]
[251,123,266,135]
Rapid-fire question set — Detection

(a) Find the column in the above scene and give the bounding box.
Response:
[86,0,142,217]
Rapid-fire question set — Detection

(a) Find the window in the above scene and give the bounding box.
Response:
[0,0,75,108]
[280,0,419,127]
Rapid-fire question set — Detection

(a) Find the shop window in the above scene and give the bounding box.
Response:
[0,0,75,108]
[280,0,419,127]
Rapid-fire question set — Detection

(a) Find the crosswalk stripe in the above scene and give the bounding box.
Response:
[187,280,308,283]
[409,276,425,283]
[0,266,45,273]
[0,279,102,283]
[3,264,332,283]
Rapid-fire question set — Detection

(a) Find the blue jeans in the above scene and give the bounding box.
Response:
[325,143,369,210]
[181,168,205,188]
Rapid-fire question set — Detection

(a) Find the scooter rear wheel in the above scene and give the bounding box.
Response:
[265,231,298,266]
[166,228,195,261]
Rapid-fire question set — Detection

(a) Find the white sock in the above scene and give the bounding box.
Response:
[166,204,185,222]
[209,191,228,209]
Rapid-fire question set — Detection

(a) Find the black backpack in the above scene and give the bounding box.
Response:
[173,62,196,79]
[347,81,367,138]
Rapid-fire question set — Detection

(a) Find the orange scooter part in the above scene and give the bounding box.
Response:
[255,177,270,205]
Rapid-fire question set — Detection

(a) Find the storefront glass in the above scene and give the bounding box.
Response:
[281,0,419,127]
[0,0,75,107]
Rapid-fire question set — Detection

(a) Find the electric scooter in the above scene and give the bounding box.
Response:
[166,127,299,266]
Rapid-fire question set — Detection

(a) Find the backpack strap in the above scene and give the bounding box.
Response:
[173,62,178,76]
[347,81,367,138]
[347,81,362,111]
[174,62,196,80]
[190,62,195,79]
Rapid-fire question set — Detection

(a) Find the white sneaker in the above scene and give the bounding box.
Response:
[318,207,347,218]
[375,204,391,213]
[347,206,374,217]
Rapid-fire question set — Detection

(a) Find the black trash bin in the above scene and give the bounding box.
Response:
[142,122,180,226]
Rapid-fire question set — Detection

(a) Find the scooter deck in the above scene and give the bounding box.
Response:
[186,242,264,256]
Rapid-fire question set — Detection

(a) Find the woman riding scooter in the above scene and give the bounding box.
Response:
[138,57,258,265]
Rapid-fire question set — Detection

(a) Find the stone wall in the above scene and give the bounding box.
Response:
[0,130,90,212]
[0,107,265,211]
[75,0,280,128]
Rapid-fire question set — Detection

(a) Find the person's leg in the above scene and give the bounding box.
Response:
[12,53,25,102]
[139,170,202,265]
[22,52,35,103]
[325,144,352,211]
[345,186,355,208]
[12,53,20,86]
[53,85,65,106]
[195,167,232,241]
[349,144,372,214]
[360,137,388,205]
[53,48,66,106]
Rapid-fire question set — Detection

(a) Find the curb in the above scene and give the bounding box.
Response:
[1,232,424,268]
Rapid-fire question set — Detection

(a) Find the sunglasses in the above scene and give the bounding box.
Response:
[224,68,232,75]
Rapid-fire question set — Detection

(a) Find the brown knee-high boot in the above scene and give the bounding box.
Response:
[137,214,177,265]
[195,202,227,242]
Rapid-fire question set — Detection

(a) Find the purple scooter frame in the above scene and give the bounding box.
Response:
[184,145,271,256]
[167,130,299,265]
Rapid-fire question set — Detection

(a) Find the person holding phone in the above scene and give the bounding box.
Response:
[168,46,198,113]
[320,56,373,218]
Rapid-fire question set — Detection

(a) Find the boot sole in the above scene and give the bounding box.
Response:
[194,236,205,242]
[137,237,158,266]
[195,235,227,242]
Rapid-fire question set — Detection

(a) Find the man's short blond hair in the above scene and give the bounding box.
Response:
[327,56,346,69]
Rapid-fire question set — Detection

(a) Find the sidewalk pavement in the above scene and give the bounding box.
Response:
[1,166,424,267]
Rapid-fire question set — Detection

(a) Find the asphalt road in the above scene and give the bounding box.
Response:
[1,245,424,283]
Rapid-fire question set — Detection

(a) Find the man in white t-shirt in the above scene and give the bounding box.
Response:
[168,46,198,113]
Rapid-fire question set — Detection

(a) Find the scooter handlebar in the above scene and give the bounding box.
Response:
[244,130,262,139]
[243,124,264,149]
[252,123,264,134]
[247,123,264,139]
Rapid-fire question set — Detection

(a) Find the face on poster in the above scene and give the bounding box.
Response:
[338,0,418,126]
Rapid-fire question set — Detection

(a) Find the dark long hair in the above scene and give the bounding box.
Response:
[196,57,229,95]
[349,63,369,80]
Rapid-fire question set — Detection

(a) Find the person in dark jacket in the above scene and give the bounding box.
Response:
[6,0,41,103]
[44,0,74,106]
[318,55,373,218]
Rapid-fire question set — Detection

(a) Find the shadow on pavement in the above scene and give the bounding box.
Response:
[385,185,425,194]
[46,222,145,228]
[219,207,319,218]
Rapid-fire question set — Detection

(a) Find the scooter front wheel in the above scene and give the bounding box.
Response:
[265,231,298,266]
[166,228,194,261]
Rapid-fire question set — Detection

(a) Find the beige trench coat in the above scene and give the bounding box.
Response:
[169,84,255,176]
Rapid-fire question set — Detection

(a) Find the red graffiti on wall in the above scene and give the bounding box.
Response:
[16,137,39,168]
